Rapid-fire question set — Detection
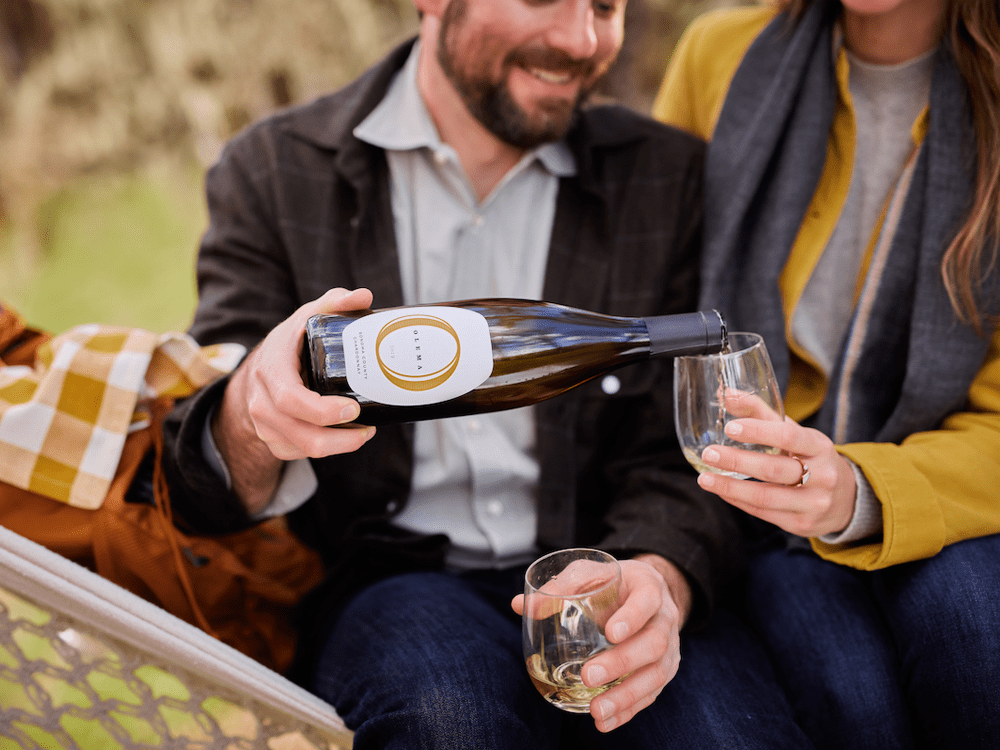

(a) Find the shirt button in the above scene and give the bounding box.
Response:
[467,419,481,432]
[601,375,621,395]
[386,500,400,514]
[434,150,448,165]
[486,500,504,517]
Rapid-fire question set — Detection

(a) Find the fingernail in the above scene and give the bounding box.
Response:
[340,404,359,423]
[726,421,744,437]
[702,447,720,463]
[698,473,716,489]
[588,664,608,686]
[612,621,629,642]
[595,699,614,721]
[601,715,617,731]
[364,426,377,441]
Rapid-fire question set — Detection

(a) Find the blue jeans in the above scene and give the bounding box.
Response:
[746,534,1000,750]
[311,567,813,749]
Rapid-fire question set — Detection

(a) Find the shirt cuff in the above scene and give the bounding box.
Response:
[201,404,232,488]
[251,458,318,520]
[818,459,884,545]
[200,404,318,520]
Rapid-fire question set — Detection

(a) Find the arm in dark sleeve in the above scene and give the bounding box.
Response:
[162,124,305,533]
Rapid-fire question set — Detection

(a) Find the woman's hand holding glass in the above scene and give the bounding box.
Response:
[673,333,785,477]
[675,331,858,538]
[696,414,859,538]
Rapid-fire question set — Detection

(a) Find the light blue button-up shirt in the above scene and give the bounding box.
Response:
[354,43,577,570]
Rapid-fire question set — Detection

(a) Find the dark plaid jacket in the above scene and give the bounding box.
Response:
[163,39,742,630]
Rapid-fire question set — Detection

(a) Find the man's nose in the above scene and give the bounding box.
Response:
[544,1,599,61]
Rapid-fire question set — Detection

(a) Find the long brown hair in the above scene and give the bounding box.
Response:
[780,0,1000,330]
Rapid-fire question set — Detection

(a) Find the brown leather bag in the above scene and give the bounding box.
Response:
[0,306,324,674]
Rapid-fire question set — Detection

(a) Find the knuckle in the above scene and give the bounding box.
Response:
[270,384,297,414]
[271,445,299,462]
[611,681,641,710]
[787,518,808,536]
[297,434,324,459]
[645,623,673,657]
[760,459,786,485]
[660,595,679,622]
[650,683,667,704]
[778,421,797,444]
[646,660,672,690]
[747,482,773,506]
[255,424,283,452]
[633,688,658,714]
[611,705,638,729]
[788,515,815,537]
[814,463,838,488]
[716,450,738,471]
[813,494,834,516]
[604,646,631,678]
[246,393,268,425]
[344,427,372,452]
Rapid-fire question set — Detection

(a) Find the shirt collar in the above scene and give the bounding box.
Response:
[354,42,576,178]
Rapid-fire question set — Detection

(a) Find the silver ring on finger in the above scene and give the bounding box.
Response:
[791,455,810,487]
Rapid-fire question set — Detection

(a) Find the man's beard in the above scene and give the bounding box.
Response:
[436,1,594,149]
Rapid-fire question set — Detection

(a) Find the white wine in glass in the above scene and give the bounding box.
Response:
[674,332,784,478]
[522,549,625,713]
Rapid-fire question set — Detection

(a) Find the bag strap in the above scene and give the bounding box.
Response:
[148,398,219,639]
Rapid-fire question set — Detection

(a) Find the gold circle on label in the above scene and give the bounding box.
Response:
[375,315,462,391]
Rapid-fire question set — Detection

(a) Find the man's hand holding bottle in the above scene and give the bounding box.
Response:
[211,287,376,514]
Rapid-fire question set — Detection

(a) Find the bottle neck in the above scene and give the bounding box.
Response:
[643,310,726,357]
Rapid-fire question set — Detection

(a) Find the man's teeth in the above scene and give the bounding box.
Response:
[530,68,573,85]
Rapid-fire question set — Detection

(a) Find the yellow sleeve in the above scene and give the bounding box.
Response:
[813,326,1000,569]
[652,7,780,139]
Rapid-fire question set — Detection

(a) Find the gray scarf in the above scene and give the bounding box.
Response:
[700,0,1000,444]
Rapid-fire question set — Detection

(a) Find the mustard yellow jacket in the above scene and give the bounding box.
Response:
[654,6,1000,570]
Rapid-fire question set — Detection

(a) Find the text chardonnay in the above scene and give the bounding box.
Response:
[304,298,726,425]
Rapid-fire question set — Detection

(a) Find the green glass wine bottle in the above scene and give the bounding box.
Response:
[303,298,726,425]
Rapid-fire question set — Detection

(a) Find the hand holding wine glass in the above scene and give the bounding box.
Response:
[696,414,860,538]
[513,550,685,732]
[675,331,857,537]
[673,332,785,477]
[520,549,625,714]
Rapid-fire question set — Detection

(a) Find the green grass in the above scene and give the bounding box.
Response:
[1,164,207,335]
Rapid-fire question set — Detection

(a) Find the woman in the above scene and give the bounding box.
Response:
[655,1,1000,748]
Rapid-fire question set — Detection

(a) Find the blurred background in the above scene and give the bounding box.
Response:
[0,0,748,334]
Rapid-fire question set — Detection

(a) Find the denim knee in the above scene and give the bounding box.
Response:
[312,571,560,750]
[874,536,1000,749]
[746,547,913,750]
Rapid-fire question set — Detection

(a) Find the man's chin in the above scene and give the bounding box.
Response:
[458,74,586,149]
[498,98,579,147]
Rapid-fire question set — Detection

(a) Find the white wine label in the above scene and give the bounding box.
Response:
[342,307,494,406]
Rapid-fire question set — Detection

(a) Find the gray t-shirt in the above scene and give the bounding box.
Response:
[802,47,935,544]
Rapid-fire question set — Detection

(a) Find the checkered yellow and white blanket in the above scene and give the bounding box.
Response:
[0,319,244,509]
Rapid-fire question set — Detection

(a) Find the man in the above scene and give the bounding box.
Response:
[163,1,811,747]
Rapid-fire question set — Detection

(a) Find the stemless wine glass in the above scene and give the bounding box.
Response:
[522,548,625,713]
[673,332,784,478]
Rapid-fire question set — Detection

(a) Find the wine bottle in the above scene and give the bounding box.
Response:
[303,298,726,425]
